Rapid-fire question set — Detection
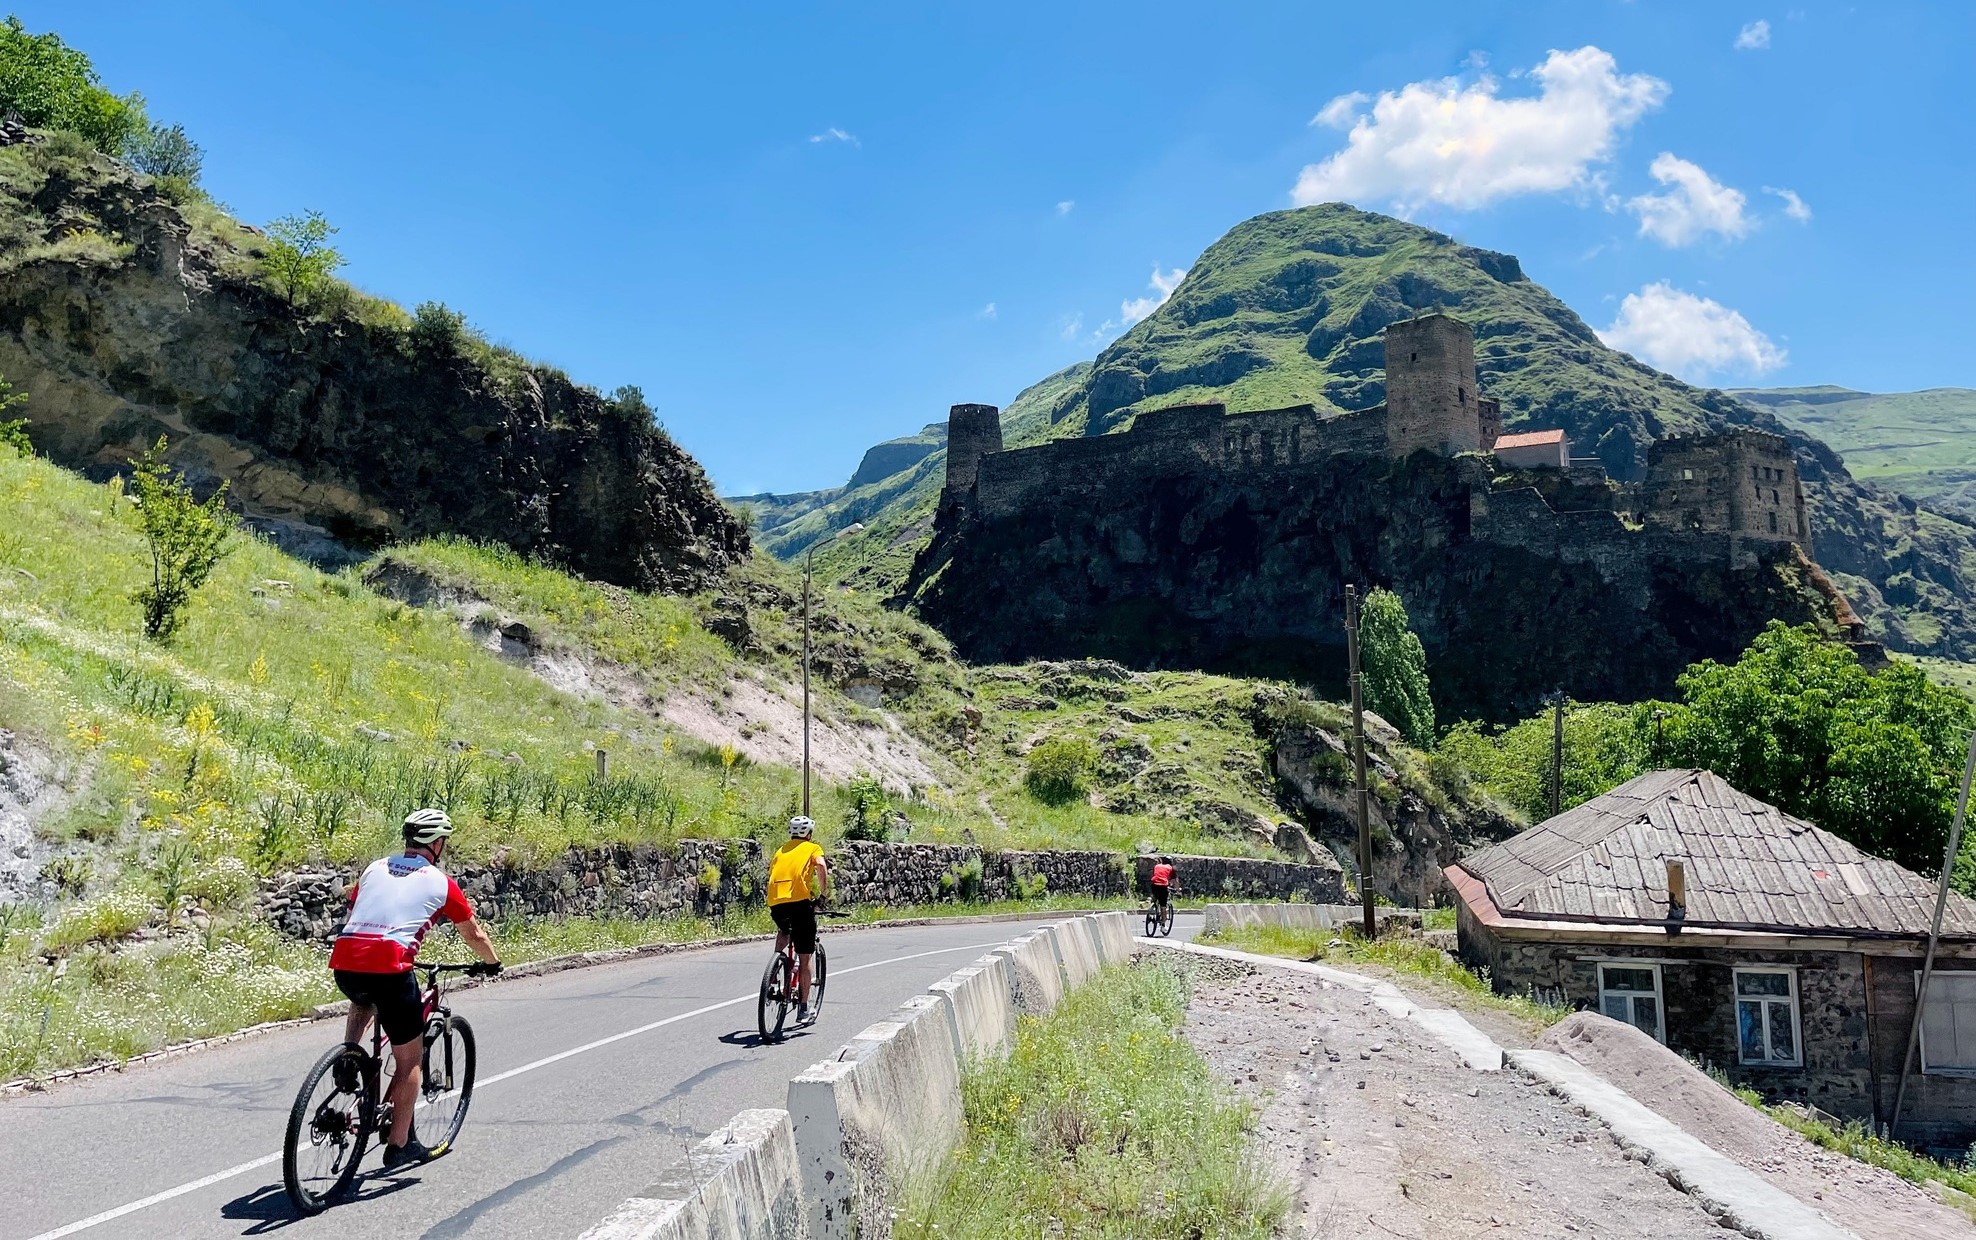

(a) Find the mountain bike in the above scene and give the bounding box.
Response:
[758,905,848,1043]
[282,961,492,1215]
[1144,896,1175,937]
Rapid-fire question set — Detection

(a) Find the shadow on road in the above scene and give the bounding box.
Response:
[220,1173,416,1233]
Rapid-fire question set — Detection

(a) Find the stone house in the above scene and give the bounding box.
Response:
[1447,768,1976,1148]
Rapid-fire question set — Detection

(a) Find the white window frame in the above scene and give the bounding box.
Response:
[1732,966,1803,1068]
[1917,971,1976,1077]
[1596,960,1666,1043]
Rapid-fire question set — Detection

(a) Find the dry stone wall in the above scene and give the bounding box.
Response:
[1132,851,1347,903]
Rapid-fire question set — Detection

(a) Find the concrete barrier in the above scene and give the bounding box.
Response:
[579,1108,808,1240]
[788,994,964,1240]
[1199,902,1422,937]
[927,952,1017,1063]
[991,929,1065,1015]
[1086,911,1136,964]
[1047,919,1103,989]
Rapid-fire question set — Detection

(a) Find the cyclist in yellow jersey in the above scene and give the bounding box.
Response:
[767,816,830,1024]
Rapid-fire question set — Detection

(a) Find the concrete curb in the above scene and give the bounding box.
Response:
[1509,1050,1861,1240]
[579,1109,809,1240]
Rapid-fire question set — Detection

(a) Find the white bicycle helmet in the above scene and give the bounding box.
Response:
[403,807,455,846]
[788,815,815,839]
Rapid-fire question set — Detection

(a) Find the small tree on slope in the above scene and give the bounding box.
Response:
[130,438,235,642]
[1360,587,1435,748]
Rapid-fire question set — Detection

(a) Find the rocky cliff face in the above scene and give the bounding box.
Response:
[0,134,746,591]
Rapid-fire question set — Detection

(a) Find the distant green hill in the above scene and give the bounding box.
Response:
[764,204,1976,659]
[1732,386,1976,520]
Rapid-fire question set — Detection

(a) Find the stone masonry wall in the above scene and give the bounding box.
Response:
[1133,852,1347,903]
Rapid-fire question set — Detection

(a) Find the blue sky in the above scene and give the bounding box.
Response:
[14,2,1973,494]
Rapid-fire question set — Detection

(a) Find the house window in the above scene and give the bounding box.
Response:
[1598,962,1665,1042]
[1734,968,1802,1067]
[1919,972,1976,1075]
[1768,512,1778,534]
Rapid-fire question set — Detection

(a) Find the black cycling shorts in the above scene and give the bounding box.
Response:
[770,900,818,955]
[1151,885,1171,907]
[334,969,425,1046]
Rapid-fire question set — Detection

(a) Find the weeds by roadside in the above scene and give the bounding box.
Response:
[1199,923,1570,1032]
[897,957,1287,1240]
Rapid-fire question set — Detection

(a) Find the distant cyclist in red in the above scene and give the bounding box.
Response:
[1150,855,1178,912]
[330,808,500,1168]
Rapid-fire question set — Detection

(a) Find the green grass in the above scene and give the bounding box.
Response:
[898,957,1286,1239]
[1198,923,1570,1031]
[1739,386,1976,519]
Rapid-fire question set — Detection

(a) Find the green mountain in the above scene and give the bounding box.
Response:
[777,205,1976,660]
[1732,386,1976,521]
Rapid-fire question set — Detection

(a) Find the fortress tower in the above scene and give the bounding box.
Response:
[1642,429,1810,545]
[1384,314,1483,457]
[942,403,1004,502]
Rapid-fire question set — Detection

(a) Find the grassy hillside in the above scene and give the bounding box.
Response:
[1735,386,1976,520]
[769,205,1976,661]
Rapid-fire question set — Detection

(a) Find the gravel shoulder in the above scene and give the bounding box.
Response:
[1180,956,1731,1239]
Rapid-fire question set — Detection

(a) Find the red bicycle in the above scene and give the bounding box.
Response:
[757,905,848,1042]
[282,961,492,1214]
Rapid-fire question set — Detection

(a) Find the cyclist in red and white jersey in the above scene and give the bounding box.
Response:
[329,808,501,1167]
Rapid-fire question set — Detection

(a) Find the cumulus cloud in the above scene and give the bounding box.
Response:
[1598,282,1786,380]
[1056,200,1076,216]
[1120,265,1187,327]
[1765,186,1812,221]
[978,302,997,320]
[1735,20,1771,50]
[1627,153,1751,246]
[1312,91,1368,129]
[1059,313,1085,341]
[809,127,859,146]
[1291,46,1668,210]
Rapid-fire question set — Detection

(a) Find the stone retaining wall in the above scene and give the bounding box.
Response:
[1133,851,1347,904]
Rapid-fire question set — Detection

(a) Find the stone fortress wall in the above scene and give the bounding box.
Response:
[939,313,1810,555]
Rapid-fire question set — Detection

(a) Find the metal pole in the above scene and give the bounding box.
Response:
[1345,585,1374,938]
[1891,728,1976,1137]
[1550,693,1565,819]
[802,547,814,819]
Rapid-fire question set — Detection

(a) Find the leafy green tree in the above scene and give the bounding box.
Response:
[409,300,467,353]
[1359,587,1434,747]
[262,211,344,305]
[129,438,235,642]
[1439,702,1651,821]
[0,370,27,456]
[0,17,146,154]
[126,121,202,183]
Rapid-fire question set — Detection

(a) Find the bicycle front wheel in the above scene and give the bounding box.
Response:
[759,953,791,1043]
[283,1043,372,1215]
[808,941,827,1024]
[420,1015,476,1156]
[1159,904,1175,937]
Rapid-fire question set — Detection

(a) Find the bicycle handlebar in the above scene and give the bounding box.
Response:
[417,961,497,975]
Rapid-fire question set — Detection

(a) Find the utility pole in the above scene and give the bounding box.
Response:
[1892,727,1976,1137]
[1651,708,1668,768]
[801,523,864,819]
[1549,691,1564,817]
[1345,585,1375,938]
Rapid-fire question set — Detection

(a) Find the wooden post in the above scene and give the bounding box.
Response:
[1549,692,1565,819]
[595,749,608,781]
[1346,586,1375,938]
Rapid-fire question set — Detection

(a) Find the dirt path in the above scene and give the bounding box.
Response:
[1182,958,1732,1239]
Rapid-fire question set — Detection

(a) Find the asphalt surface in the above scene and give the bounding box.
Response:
[1,911,1196,1240]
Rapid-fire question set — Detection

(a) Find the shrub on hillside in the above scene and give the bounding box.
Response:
[262,210,345,306]
[0,17,146,155]
[842,773,894,841]
[129,437,236,642]
[1025,736,1096,804]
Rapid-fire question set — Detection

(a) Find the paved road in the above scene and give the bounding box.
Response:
[2,911,1195,1240]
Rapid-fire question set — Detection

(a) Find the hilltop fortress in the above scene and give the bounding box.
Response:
[908,315,1852,720]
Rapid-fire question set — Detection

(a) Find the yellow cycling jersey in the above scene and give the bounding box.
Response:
[768,840,825,906]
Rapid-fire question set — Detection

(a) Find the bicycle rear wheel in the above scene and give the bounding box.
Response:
[283,1043,373,1215]
[758,953,792,1043]
[1144,906,1158,937]
[420,1015,476,1156]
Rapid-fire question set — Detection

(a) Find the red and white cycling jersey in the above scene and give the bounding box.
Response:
[328,853,474,974]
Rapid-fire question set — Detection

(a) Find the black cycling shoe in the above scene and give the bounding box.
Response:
[381,1138,434,1169]
[331,1045,364,1094]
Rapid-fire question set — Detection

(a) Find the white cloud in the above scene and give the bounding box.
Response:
[1765,185,1812,221]
[1598,282,1786,380]
[1735,20,1771,50]
[1056,200,1076,216]
[1292,46,1668,210]
[1059,313,1085,341]
[1119,265,1187,327]
[978,302,997,320]
[1312,91,1368,129]
[1626,153,1750,246]
[809,127,859,146]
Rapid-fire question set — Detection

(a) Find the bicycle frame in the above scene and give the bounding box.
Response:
[359,963,466,1125]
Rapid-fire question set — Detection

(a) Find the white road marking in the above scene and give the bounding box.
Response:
[24,938,1006,1240]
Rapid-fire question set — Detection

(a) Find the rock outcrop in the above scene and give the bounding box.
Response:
[0,138,746,591]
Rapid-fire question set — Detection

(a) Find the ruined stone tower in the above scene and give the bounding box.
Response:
[1642,429,1810,545]
[943,403,1004,504]
[1384,314,1483,457]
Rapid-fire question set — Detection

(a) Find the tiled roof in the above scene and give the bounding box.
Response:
[1454,769,1976,937]
[1492,429,1567,449]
